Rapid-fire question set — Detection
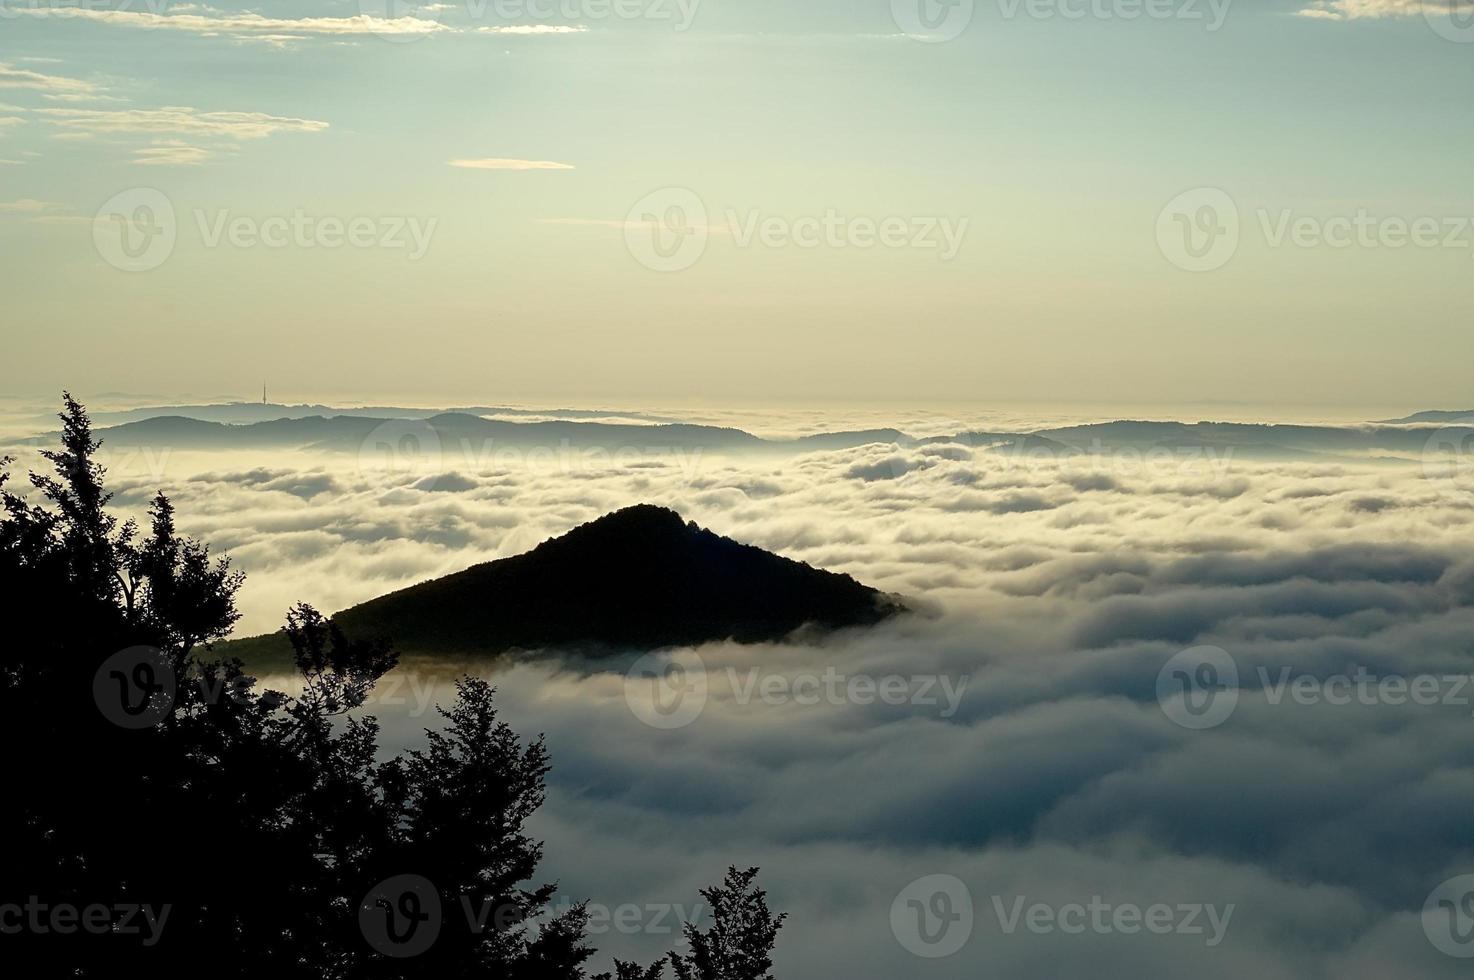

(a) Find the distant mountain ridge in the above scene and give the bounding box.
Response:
[84,413,769,452]
[1375,410,1474,424]
[75,413,916,455]
[230,505,905,661]
[23,402,1474,463]
[77,401,687,427]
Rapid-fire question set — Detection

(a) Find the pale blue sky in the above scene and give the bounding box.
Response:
[2,0,1471,410]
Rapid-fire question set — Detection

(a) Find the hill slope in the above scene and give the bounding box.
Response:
[237,505,905,663]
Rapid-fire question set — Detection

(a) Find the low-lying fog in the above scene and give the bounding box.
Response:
[7,402,1474,977]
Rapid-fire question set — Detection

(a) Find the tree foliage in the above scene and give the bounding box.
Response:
[0,395,783,979]
[670,869,786,980]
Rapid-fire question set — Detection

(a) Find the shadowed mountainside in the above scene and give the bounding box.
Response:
[231,505,905,664]
[1375,409,1474,424]
[67,407,1474,463]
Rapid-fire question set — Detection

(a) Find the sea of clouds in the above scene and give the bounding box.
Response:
[6,402,1474,977]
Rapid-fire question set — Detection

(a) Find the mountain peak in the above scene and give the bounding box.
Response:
[314,505,904,658]
[565,503,689,535]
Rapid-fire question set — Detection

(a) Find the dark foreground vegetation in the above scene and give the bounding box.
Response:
[0,395,783,979]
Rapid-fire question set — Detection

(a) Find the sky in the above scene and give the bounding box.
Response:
[6,11,1474,972]
[1,0,1472,411]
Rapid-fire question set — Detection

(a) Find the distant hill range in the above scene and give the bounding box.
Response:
[227,505,905,664]
[16,401,1474,463]
[1375,410,1474,424]
[56,401,690,427]
[68,412,913,455]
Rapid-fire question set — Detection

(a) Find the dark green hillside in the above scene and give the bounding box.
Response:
[233,505,904,664]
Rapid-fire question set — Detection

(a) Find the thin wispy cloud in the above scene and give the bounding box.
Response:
[449,158,576,170]
[1296,0,1455,17]
[132,141,215,166]
[0,62,98,96]
[0,198,59,213]
[27,214,94,225]
[9,8,588,40]
[36,107,329,140]
[10,8,452,38]
[42,93,128,104]
[474,24,589,34]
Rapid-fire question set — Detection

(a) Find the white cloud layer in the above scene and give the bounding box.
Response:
[6,413,1473,977]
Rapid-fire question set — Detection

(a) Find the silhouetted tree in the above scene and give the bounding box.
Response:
[598,868,785,980]
[0,395,782,979]
[598,961,669,980]
[670,868,785,980]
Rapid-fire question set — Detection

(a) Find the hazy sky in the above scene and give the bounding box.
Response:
[2,0,1471,409]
